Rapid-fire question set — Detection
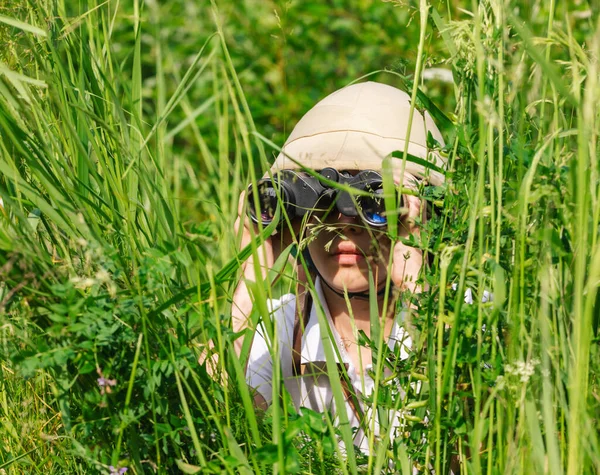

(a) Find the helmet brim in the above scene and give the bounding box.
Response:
[272,130,445,186]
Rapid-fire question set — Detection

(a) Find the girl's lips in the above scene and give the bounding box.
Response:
[333,253,363,265]
[332,242,364,264]
[334,242,361,254]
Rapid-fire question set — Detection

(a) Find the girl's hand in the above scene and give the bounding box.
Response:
[204,191,281,385]
[390,172,426,293]
[232,191,303,351]
[234,190,302,280]
[231,190,305,410]
[234,190,276,281]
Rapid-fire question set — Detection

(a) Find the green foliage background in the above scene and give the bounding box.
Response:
[0,0,599,473]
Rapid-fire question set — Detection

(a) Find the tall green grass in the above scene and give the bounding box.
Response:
[0,0,599,473]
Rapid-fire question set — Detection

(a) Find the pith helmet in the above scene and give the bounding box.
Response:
[272,81,446,185]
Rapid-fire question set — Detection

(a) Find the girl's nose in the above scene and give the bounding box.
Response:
[336,213,363,233]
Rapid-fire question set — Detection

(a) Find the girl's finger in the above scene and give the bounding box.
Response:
[399,194,423,237]
[391,240,424,292]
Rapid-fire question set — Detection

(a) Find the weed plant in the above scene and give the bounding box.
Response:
[0,0,599,473]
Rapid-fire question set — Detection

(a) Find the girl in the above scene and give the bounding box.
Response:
[232,81,446,454]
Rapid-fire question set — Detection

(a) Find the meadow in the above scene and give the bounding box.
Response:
[0,0,599,473]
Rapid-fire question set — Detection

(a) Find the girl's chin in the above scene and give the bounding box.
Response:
[321,268,389,294]
[323,274,370,295]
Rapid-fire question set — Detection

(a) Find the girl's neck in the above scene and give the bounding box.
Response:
[321,283,396,375]
[321,283,392,331]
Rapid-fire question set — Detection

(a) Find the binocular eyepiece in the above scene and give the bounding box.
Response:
[246,168,394,228]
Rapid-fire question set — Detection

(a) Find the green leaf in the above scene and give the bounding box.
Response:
[390,151,446,176]
[224,428,254,475]
[382,154,398,241]
[175,460,202,474]
[0,15,47,37]
[148,208,281,317]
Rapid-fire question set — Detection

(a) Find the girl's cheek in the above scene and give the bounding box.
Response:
[371,233,392,254]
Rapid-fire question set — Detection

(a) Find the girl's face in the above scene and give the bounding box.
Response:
[307,212,392,294]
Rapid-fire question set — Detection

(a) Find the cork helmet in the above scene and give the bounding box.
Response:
[271,81,446,185]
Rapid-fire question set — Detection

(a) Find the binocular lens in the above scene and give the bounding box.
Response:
[248,182,284,224]
[359,188,387,227]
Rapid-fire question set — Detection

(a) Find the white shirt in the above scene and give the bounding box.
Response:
[246,278,413,454]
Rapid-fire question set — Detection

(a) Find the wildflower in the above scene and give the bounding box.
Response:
[464,288,473,305]
[541,368,550,378]
[97,367,117,395]
[450,284,494,304]
[504,358,539,384]
[97,377,117,395]
[109,466,128,474]
[71,276,96,289]
[95,268,110,282]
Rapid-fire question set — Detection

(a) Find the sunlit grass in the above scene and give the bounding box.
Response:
[1,0,599,473]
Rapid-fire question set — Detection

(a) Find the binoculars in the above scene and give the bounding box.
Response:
[247,168,394,228]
